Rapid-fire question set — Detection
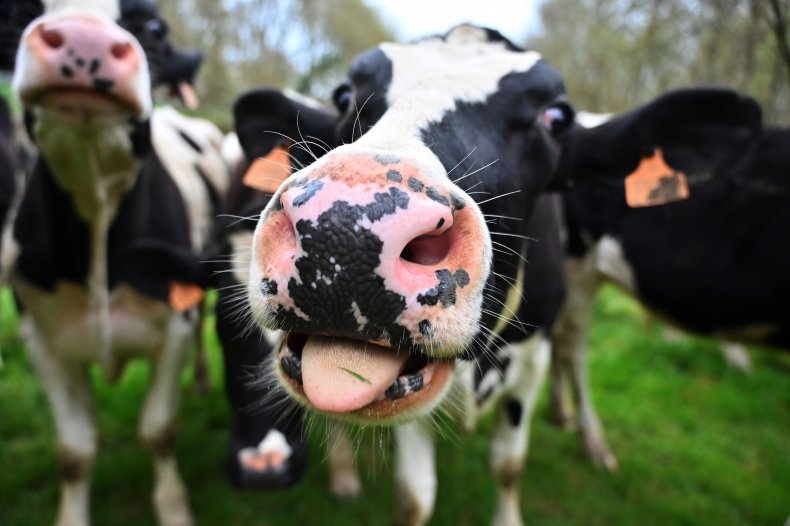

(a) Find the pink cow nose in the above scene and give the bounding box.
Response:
[20,17,146,114]
[255,153,486,341]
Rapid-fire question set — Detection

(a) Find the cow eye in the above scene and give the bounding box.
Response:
[332,83,353,114]
[541,101,575,137]
[146,19,168,39]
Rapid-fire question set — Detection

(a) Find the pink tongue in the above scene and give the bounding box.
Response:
[301,336,410,413]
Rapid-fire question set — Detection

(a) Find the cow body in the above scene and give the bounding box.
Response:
[550,91,786,469]
[9,1,225,524]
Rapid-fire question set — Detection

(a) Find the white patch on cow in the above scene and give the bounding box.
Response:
[220,132,244,172]
[576,111,612,128]
[358,28,541,153]
[394,421,437,525]
[595,235,636,293]
[151,107,229,251]
[489,333,551,526]
[229,230,254,284]
[350,301,368,331]
[283,88,333,113]
[43,0,120,21]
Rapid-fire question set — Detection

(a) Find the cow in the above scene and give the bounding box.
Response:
[238,25,762,525]
[9,0,227,524]
[549,87,785,471]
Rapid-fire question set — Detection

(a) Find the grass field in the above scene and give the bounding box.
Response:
[1,285,788,526]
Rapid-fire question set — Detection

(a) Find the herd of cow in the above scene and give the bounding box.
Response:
[0,1,787,525]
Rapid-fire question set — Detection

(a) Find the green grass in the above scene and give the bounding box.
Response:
[1,285,788,525]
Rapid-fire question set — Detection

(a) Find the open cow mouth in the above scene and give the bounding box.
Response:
[276,332,455,422]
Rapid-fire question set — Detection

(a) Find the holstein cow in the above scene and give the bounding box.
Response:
[239,26,761,525]
[549,87,781,471]
[10,0,227,525]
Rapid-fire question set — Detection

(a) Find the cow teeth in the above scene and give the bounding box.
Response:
[280,350,303,384]
[384,371,424,400]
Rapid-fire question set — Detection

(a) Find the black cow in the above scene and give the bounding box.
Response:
[9,1,227,524]
[238,26,761,525]
[549,87,782,471]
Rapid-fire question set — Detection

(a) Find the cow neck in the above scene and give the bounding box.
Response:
[33,110,142,364]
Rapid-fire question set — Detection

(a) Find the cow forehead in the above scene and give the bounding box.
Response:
[43,0,119,20]
[378,38,542,129]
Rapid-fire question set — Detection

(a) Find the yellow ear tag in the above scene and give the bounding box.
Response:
[625,147,690,207]
[169,282,205,312]
[242,145,292,193]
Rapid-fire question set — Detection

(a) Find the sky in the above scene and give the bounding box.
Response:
[363,0,545,44]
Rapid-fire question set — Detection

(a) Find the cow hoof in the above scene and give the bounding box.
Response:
[586,444,619,472]
[227,429,308,490]
[330,471,361,501]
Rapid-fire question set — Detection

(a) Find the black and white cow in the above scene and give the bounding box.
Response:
[549,87,781,471]
[9,0,227,524]
[237,26,762,525]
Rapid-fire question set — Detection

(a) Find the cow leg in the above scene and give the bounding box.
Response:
[326,423,361,500]
[139,317,193,526]
[394,421,436,526]
[25,330,96,526]
[552,256,617,470]
[490,334,550,526]
[192,298,211,395]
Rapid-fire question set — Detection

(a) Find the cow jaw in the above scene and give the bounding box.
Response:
[276,333,455,424]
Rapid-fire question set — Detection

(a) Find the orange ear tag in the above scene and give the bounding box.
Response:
[242,145,292,193]
[624,147,690,207]
[169,282,205,312]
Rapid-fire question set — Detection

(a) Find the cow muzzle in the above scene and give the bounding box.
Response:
[13,15,152,119]
[248,151,492,423]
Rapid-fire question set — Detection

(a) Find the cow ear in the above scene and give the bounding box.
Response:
[233,88,337,168]
[550,88,762,191]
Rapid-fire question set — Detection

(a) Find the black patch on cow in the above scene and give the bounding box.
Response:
[89,59,100,75]
[454,269,470,287]
[292,180,324,208]
[385,372,424,399]
[407,177,424,193]
[193,163,222,217]
[450,193,466,210]
[417,268,468,307]
[281,353,302,384]
[418,319,433,337]
[426,187,450,207]
[436,217,445,229]
[177,129,203,154]
[60,65,74,78]
[375,153,400,165]
[260,278,278,296]
[386,169,402,183]
[272,188,414,346]
[93,78,114,93]
[505,399,523,426]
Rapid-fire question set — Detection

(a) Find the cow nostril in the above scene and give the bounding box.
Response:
[111,42,132,60]
[401,234,451,266]
[39,26,64,50]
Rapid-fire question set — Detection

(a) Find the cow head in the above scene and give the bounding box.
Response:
[245,25,576,424]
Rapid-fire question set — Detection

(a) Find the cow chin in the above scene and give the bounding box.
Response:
[272,332,458,425]
[28,88,140,121]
